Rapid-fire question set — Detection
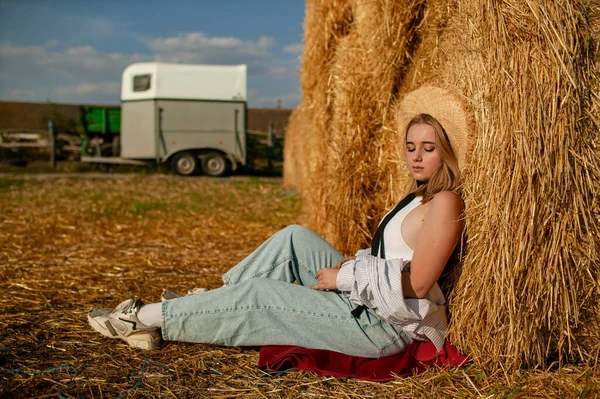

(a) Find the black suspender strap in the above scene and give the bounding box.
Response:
[351,193,416,320]
[370,193,416,259]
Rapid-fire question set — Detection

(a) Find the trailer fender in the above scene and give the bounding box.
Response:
[223,153,238,171]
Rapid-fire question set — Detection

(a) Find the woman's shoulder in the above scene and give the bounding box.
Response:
[428,190,464,216]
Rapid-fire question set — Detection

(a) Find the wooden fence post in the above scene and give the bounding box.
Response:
[48,120,56,169]
[267,121,275,171]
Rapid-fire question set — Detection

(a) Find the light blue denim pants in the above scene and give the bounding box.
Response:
[161,224,412,358]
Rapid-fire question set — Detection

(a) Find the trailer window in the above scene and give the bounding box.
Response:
[133,74,151,92]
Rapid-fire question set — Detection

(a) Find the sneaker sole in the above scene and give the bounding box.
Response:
[88,311,161,350]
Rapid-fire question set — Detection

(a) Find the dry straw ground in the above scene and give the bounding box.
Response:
[0,175,598,398]
[285,0,600,372]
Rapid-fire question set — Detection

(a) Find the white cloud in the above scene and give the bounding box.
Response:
[0,41,148,80]
[8,89,37,101]
[0,31,299,107]
[145,33,275,55]
[54,82,120,96]
[283,43,303,55]
[144,32,276,74]
[0,42,48,59]
[148,33,242,51]
[0,32,280,82]
[257,36,277,50]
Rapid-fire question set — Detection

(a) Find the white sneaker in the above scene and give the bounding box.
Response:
[87,299,161,350]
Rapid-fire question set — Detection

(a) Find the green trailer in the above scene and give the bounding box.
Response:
[80,106,122,157]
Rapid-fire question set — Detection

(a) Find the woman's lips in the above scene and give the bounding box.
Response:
[412,166,424,172]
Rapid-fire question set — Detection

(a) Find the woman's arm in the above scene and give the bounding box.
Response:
[401,191,464,298]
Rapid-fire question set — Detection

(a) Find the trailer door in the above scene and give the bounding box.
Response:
[120,100,157,159]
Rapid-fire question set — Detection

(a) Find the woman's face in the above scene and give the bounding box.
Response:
[405,123,443,182]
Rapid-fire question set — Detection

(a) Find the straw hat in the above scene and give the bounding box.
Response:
[396,86,473,170]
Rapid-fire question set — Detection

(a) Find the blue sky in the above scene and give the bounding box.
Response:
[0,0,305,108]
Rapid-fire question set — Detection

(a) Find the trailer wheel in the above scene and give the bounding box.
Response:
[201,152,229,177]
[171,151,199,176]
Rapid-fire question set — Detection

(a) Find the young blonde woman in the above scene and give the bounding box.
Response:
[88,87,468,358]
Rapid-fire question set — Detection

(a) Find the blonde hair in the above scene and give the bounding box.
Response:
[404,113,462,203]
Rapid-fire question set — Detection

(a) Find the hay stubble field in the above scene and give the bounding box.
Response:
[0,175,597,398]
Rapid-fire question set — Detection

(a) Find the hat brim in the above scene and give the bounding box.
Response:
[396,86,472,170]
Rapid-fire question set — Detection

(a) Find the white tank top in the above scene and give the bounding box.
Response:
[380,196,422,261]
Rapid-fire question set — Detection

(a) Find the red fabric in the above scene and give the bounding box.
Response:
[258,340,468,382]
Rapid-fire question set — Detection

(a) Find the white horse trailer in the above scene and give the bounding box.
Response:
[83,62,247,176]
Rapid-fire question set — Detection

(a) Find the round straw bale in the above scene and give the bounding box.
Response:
[444,0,600,370]
[283,105,307,189]
[284,0,354,227]
[315,0,428,251]
[285,0,600,370]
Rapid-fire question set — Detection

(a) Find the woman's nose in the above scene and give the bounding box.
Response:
[412,150,422,161]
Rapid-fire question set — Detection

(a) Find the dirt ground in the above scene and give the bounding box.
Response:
[0,175,598,398]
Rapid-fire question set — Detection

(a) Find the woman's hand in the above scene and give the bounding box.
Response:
[311,268,339,290]
[334,256,356,269]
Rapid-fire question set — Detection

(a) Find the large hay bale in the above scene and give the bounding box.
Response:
[285,0,600,370]
[320,0,428,250]
[284,0,354,229]
[446,1,600,369]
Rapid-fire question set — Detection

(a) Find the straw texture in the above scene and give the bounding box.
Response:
[447,0,600,370]
[284,0,600,370]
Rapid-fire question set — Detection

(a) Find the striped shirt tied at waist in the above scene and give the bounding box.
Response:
[336,249,448,352]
